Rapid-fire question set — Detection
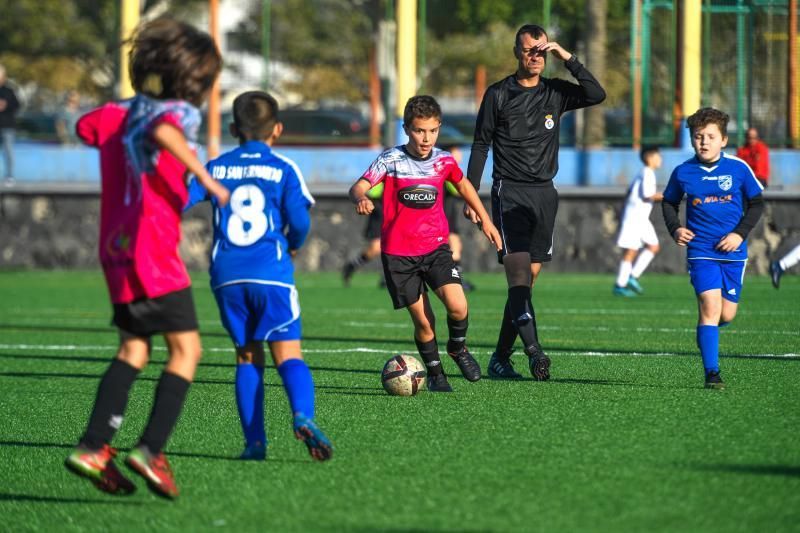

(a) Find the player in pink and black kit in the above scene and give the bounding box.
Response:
[349,96,501,391]
[64,18,229,499]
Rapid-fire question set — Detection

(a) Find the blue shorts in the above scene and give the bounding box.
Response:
[687,259,746,303]
[214,282,301,347]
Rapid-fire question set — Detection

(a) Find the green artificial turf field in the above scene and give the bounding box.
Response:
[0,270,798,532]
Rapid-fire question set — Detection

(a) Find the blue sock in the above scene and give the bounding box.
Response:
[277,359,315,420]
[696,325,720,373]
[235,364,265,445]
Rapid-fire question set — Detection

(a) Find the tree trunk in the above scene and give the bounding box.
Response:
[584,0,607,147]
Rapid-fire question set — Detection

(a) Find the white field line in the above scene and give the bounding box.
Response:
[326,321,799,337]
[0,343,797,359]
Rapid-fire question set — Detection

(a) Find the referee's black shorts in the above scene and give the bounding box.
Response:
[491,179,559,264]
[364,200,383,240]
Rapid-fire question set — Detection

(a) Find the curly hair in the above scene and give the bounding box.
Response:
[129,17,222,107]
[686,107,730,137]
[402,95,442,126]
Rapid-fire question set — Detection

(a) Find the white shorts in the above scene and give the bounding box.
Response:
[616,219,658,250]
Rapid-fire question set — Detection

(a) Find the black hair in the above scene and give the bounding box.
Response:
[515,24,548,48]
[232,91,279,142]
[640,145,660,163]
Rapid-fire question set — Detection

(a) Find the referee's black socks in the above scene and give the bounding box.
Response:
[507,286,540,354]
[415,337,444,377]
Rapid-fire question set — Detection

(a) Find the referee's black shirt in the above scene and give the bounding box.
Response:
[467,56,605,189]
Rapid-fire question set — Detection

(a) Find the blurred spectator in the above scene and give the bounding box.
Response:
[0,64,20,184]
[56,90,82,145]
[736,127,770,188]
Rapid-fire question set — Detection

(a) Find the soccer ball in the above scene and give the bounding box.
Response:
[381,354,427,396]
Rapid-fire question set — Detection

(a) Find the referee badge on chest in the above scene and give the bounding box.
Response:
[544,114,555,130]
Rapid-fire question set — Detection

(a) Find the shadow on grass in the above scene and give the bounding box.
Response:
[0,440,310,463]
[0,492,144,505]
[690,463,800,478]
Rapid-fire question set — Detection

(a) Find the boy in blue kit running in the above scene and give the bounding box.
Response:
[185,91,332,460]
[662,107,764,389]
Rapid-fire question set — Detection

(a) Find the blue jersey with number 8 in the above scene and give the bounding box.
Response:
[186,140,314,288]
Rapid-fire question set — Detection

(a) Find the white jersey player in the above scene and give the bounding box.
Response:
[614,146,664,296]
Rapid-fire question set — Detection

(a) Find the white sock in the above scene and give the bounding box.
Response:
[779,244,800,271]
[631,249,656,278]
[616,261,633,287]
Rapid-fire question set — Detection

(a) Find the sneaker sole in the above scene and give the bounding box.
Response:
[125,457,178,499]
[65,458,136,495]
[530,355,551,381]
[295,426,333,462]
[704,382,726,390]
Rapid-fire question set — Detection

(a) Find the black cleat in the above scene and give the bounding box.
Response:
[342,262,355,287]
[526,345,551,381]
[426,373,454,392]
[769,261,783,289]
[487,351,523,379]
[448,347,481,382]
[704,370,726,390]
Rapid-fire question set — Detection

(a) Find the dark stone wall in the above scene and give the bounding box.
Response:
[1,191,798,275]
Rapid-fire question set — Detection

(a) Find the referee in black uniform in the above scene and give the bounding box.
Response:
[465,24,605,380]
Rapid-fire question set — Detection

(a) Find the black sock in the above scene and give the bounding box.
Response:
[80,359,139,450]
[349,253,369,269]
[507,286,540,355]
[446,315,468,355]
[138,372,191,456]
[415,337,443,377]
[494,302,518,361]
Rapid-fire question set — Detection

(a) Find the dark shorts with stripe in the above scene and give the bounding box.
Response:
[364,200,383,240]
[381,245,461,309]
[113,286,199,339]
[491,180,559,264]
[444,195,462,235]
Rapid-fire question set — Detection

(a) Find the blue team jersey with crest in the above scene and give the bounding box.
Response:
[663,152,763,261]
[185,140,314,289]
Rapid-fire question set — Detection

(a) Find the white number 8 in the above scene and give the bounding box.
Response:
[226,185,268,246]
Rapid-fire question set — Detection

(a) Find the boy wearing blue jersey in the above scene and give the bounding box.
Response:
[185,91,332,460]
[662,107,764,389]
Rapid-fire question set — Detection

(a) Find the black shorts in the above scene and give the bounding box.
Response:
[444,195,461,235]
[491,180,559,263]
[364,200,383,240]
[112,287,199,339]
[381,245,461,309]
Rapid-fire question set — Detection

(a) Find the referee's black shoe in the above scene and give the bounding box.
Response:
[426,373,454,392]
[526,345,551,381]
[487,350,523,379]
[448,347,482,382]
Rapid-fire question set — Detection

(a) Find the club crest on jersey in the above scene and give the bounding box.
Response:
[718,175,733,191]
[398,184,438,209]
[544,114,555,130]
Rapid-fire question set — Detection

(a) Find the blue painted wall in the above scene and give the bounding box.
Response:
[9,141,800,191]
